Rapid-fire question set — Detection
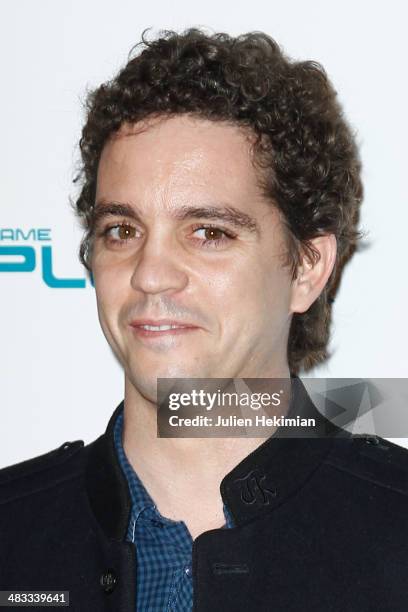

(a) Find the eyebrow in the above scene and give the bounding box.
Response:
[92,200,261,235]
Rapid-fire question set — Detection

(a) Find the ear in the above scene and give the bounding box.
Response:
[289,234,337,314]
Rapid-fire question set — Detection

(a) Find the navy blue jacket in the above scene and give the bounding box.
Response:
[1,378,408,611]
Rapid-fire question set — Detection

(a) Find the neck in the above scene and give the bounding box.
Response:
[122,366,291,539]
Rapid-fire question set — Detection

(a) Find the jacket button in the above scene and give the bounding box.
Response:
[100,569,118,594]
[364,434,380,445]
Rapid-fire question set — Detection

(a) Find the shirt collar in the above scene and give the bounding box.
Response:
[85,375,347,541]
[113,405,235,534]
[113,410,156,526]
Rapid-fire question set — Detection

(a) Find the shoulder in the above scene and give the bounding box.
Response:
[324,432,408,497]
[0,440,86,509]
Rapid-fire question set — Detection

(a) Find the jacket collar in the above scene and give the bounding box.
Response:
[85,376,346,541]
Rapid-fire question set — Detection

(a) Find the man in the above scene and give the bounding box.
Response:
[1,28,407,611]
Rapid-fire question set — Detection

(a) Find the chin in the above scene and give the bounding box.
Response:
[127,363,200,396]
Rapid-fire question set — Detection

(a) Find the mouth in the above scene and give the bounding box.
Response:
[129,319,200,338]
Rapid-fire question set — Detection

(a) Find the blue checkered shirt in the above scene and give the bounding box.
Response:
[113,407,235,611]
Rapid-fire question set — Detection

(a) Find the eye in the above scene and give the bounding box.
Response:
[100,223,137,245]
[192,225,235,248]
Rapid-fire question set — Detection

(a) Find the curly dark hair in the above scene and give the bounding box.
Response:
[72,27,364,375]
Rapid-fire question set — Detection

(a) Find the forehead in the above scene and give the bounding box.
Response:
[96,114,264,204]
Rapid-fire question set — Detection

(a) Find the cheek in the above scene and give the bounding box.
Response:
[208,259,289,306]
[93,268,126,324]
[213,262,292,332]
[202,262,269,327]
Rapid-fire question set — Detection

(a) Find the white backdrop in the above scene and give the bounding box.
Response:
[1,0,407,468]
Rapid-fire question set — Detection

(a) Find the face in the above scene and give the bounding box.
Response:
[92,114,297,403]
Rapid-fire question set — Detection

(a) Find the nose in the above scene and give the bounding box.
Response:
[129,229,189,296]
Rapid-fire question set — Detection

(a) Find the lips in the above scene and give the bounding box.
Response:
[130,319,198,329]
[129,319,200,339]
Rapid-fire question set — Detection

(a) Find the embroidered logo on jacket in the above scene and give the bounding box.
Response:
[234,470,277,505]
